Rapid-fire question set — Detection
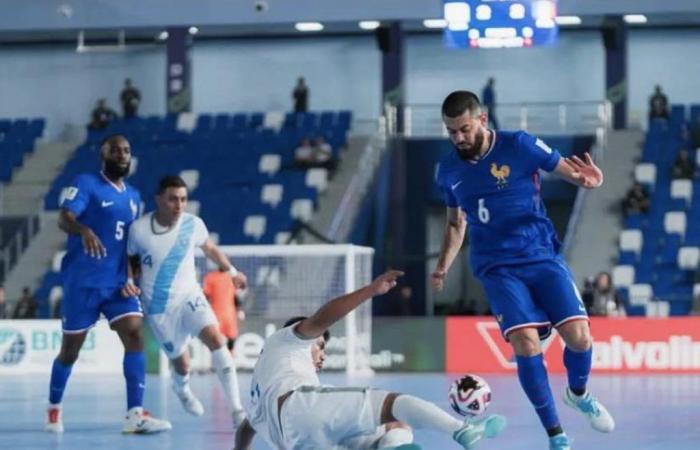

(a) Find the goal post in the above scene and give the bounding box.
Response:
[159,244,375,376]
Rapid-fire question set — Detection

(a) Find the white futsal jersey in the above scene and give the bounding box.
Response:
[127,212,218,358]
[249,326,321,448]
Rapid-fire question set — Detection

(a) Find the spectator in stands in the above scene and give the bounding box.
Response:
[292,77,309,113]
[0,285,7,319]
[690,293,700,316]
[89,98,117,130]
[672,149,695,179]
[649,85,669,120]
[690,115,700,150]
[13,286,37,319]
[581,276,595,312]
[120,78,141,119]
[622,182,650,215]
[294,137,314,168]
[312,136,337,172]
[481,77,499,130]
[589,272,625,317]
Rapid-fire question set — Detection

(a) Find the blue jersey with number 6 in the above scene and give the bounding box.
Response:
[436,130,562,276]
[60,172,141,288]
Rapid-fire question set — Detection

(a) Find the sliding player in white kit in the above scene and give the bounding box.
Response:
[233,270,507,450]
[125,175,247,426]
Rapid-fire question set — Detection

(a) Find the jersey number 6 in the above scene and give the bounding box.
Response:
[478,198,490,224]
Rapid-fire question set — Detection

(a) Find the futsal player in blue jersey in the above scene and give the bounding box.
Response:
[432,91,614,450]
[46,135,171,434]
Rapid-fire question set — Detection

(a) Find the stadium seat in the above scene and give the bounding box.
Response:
[612,265,635,288]
[664,211,687,236]
[185,200,200,215]
[261,184,283,208]
[180,169,200,190]
[290,199,313,222]
[619,229,643,255]
[275,231,292,244]
[677,247,700,270]
[259,154,281,177]
[645,300,670,317]
[671,179,693,206]
[628,283,653,306]
[305,168,328,193]
[244,215,267,241]
[634,163,657,186]
[176,113,197,132]
[263,111,285,131]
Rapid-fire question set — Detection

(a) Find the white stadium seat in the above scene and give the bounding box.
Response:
[290,199,313,222]
[678,247,700,270]
[263,111,284,131]
[664,211,687,236]
[52,251,66,273]
[629,283,653,306]
[275,231,292,245]
[634,163,657,185]
[261,184,283,208]
[259,154,281,177]
[619,229,643,255]
[180,169,200,191]
[185,199,200,216]
[671,179,692,205]
[646,301,670,317]
[612,265,635,288]
[256,265,280,287]
[129,156,138,176]
[694,283,700,298]
[177,112,196,132]
[244,215,267,241]
[305,168,328,193]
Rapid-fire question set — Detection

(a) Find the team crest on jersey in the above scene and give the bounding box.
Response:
[130,200,138,219]
[490,163,510,188]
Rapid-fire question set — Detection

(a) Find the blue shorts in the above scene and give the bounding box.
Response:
[61,284,143,333]
[478,258,588,340]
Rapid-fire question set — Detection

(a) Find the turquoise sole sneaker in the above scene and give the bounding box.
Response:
[453,414,508,449]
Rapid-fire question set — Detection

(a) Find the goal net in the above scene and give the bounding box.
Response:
[159,244,374,375]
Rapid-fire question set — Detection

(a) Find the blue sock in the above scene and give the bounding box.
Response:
[516,354,560,431]
[123,351,145,410]
[563,346,592,395]
[49,359,74,404]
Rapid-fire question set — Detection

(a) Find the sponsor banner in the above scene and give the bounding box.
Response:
[165,317,444,374]
[446,317,700,374]
[0,319,124,374]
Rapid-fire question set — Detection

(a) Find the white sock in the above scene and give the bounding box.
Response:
[391,395,463,434]
[172,371,190,393]
[378,427,414,447]
[210,346,243,411]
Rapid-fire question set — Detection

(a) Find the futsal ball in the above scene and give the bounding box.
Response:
[448,374,492,417]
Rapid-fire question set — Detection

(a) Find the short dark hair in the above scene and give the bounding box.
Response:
[441,90,482,118]
[157,175,188,195]
[284,316,331,342]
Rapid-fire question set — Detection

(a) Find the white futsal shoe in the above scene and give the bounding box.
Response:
[172,383,205,416]
[122,407,172,434]
[563,388,615,433]
[45,405,64,433]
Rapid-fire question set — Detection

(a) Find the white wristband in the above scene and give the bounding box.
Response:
[228,266,238,277]
[127,277,135,285]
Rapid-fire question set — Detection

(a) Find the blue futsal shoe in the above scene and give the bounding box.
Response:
[549,433,571,450]
[563,388,615,433]
[453,414,507,449]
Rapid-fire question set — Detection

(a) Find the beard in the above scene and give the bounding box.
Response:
[103,159,130,179]
[456,127,486,161]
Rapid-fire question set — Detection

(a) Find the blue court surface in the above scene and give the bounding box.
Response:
[0,372,697,450]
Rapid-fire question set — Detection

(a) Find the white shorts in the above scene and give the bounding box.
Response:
[146,293,218,359]
[279,386,389,450]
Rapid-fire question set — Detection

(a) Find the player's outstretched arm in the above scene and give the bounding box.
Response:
[232,419,256,450]
[58,208,106,258]
[295,270,404,339]
[201,239,248,289]
[554,153,604,189]
[432,207,467,292]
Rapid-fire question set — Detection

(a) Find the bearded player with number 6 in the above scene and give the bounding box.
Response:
[433,91,614,450]
[126,175,248,428]
[47,135,171,434]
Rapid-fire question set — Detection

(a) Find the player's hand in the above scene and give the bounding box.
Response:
[431,268,447,291]
[80,227,107,258]
[566,153,603,189]
[121,280,141,298]
[370,270,404,296]
[232,272,248,290]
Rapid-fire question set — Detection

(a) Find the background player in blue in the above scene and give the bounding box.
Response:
[432,91,614,450]
[46,135,171,434]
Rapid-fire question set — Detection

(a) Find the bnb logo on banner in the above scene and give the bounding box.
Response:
[445,317,700,374]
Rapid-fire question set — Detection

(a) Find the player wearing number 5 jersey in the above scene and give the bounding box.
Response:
[47,135,170,434]
[126,175,248,428]
[433,92,614,450]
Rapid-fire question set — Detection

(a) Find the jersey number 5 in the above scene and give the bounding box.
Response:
[478,198,490,224]
[115,221,125,240]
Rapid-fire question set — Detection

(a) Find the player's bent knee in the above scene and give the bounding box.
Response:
[559,321,592,351]
[508,329,542,357]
